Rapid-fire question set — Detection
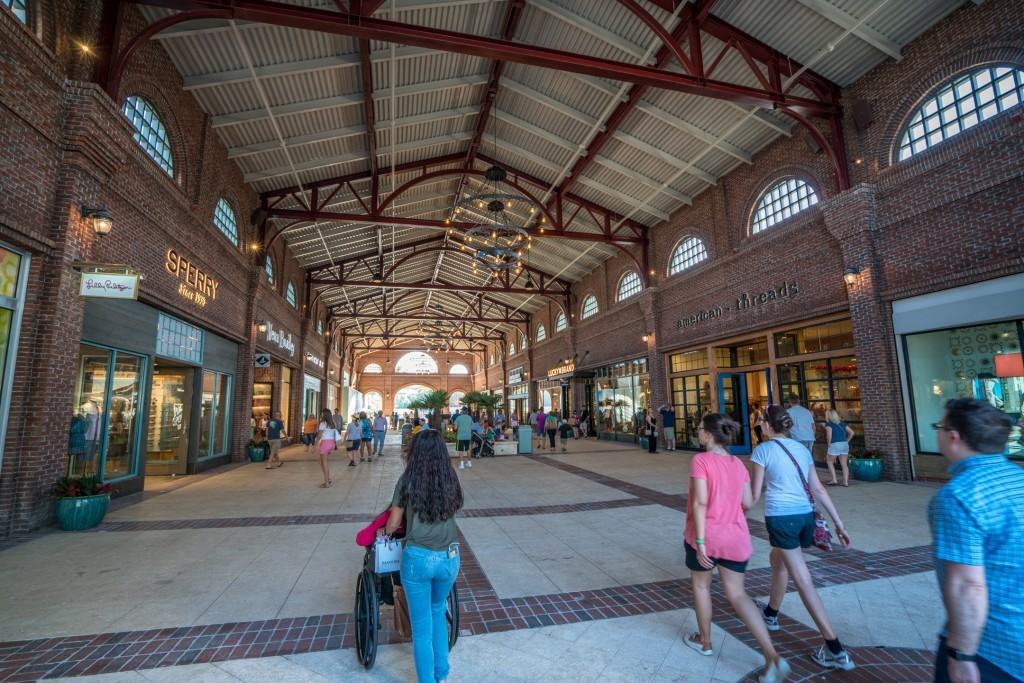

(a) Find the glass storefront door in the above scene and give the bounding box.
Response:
[252,382,272,438]
[69,344,146,481]
[146,366,194,475]
[671,374,711,450]
[717,373,751,454]
[199,370,232,460]
[0,245,28,469]
[745,369,771,446]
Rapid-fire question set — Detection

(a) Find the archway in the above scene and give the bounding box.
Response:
[394,384,434,420]
[395,351,438,374]
[449,391,466,413]
[363,391,383,415]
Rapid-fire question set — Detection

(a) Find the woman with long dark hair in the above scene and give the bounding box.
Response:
[752,405,854,672]
[385,430,464,683]
[684,413,790,682]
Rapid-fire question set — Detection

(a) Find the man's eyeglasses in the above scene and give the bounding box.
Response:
[931,421,949,432]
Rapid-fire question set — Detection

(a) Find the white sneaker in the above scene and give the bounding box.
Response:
[459,462,465,470]
[810,646,855,671]
[684,633,712,657]
[467,460,472,468]
[757,602,780,632]
[759,657,791,683]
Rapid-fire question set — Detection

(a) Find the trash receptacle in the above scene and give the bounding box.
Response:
[401,423,413,447]
[517,426,533,454]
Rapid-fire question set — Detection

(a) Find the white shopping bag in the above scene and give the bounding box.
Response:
[374,536,403,574]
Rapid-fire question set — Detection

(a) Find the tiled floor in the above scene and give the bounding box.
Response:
[0,437,944,682]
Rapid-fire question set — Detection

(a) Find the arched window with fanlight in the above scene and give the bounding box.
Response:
[751,178,819,234]
[316,319,324,336]
[508,342,516,357]
[520,333,527,351]
[286,281,297,308]
[668,236,708,275]
[536,325,547,343]
[554,310,567,332]
[122,96,174,176]
[363,363,383,374]
[450,363,469,375]
[897,64,1024,161]
[616,271,642,302]
[2,0,28,23]
[264,255,275,285]
[580,295,599,320]
[213,198,239,246]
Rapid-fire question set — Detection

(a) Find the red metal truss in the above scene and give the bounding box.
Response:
[125,0,839,116]
[327,288,530,326]
[310,276,569,300]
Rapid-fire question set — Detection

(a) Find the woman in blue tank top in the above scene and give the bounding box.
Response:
[824,409,855,487]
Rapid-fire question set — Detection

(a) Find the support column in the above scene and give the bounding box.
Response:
[822,184,911,480]
[639,289,669,418]
[232,252,261,461]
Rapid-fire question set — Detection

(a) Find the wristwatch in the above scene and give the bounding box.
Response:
[945,645,978,662]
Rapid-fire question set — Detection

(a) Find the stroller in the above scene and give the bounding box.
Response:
[471,430,495,458]
[353,511,459,669]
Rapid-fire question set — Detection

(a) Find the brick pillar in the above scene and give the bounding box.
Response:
[231,257,260,461]
[822,184,912,480]
[639,289,669,416]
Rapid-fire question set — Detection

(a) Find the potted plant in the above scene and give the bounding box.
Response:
[247,437,268,462]
[53,476,114,531]
[849,448,884,482]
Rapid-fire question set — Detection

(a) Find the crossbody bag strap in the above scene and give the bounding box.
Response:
[774,439,815,507]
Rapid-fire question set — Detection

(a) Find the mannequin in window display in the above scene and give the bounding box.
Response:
[68,399,100,476]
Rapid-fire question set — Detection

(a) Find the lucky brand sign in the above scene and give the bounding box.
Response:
[79,273,140,300]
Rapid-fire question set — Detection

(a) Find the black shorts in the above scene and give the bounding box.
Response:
[765,512,816,550]
[361,437,372,443]
[347,440,360,452]
[457,439,471,451]
[684,542,748,573]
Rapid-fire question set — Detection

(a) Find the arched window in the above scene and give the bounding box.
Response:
[554,310,567,332]
[363,391,383,414]
[395,384,432,410]
[264,255,275,285]
[536,325,547,342]
[617,271,642,302]
[316,319,324,335]
[3,0,27,23]
[751,178,818,234]
[508,342,516,356]
[669,236,708,275]
[285,281,297,308]
[520,333,527,351]
[122,96,174,176]
[213,198,238,246]
[396,351,438,374]
[581,295,599,320]
[363,363,383,373]
[450,363,469,375]
[449,391,466,411]
[898,65,1024,161]
[489,353,495,365]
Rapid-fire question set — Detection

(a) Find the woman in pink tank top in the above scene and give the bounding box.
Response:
[684,413,791,683]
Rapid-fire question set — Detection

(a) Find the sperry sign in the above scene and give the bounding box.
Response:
[165,248,219,308]
[676,282,800,330]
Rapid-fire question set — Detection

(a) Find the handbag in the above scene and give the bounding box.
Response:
[392,585,412,638]
[374,535,404,574]
[775,441,834,552]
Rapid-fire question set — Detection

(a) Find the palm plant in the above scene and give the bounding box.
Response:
[461,390,501,421]
[408,389,450,430]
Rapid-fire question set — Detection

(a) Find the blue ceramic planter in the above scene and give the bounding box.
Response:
[55,494,109,531]
[850,458,883,482]
[248,446,267,462]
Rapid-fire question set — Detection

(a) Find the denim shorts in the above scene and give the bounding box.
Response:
[765,512,816,550]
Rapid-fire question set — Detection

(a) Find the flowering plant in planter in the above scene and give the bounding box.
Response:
[849,448,884,481]
[53,475,115,498]
[53,476,115,531]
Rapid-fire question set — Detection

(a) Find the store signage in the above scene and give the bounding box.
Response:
[254,353,271,368]
[306,353,325,370]
[509,366,524,384]
[264,322,295,357]
[165,248,219,308]
[547,362,575,379]
[676,281,800,330]
[79,272,139,300]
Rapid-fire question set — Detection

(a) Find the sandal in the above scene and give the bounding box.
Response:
[685,632,713,656]
[826,482,840,487]
[319,482,329,488]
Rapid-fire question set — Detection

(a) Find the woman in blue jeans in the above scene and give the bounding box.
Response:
[385,430,463,683]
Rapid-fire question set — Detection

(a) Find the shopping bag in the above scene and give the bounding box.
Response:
[393,585,412,637]
[374,536,403,574]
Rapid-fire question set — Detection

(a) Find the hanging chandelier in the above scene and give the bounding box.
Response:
[451,164,538,277]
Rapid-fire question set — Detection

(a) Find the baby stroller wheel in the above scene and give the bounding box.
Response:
[355,568,379,668]
[446,580,460,650]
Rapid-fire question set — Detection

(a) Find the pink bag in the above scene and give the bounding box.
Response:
[777,441,834,552]
[356,510,404,547]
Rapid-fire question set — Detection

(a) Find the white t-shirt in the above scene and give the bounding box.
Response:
[344,423,361,442]
[318,421,340,441]
[787,404,816,442]
[750,438,815,517]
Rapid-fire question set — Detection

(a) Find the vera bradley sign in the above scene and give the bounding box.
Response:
[79,273,139,300]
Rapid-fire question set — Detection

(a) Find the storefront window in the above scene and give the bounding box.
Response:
[147,367,194,475]
[69,344,145,481]
[774,319,854,358]
[303,374,322,420]
[199,370,232,459]
[779,355,862,442]
[905,321,1023,458]
[671,374,711,449]
[715,339,769,368]
[0,245,28,469]
[670,350,708,373]
[594,358,650,440]
[280,367,292,432]
[253,382,272,437]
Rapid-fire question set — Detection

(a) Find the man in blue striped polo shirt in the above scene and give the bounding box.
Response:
[929,398,1023,683]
